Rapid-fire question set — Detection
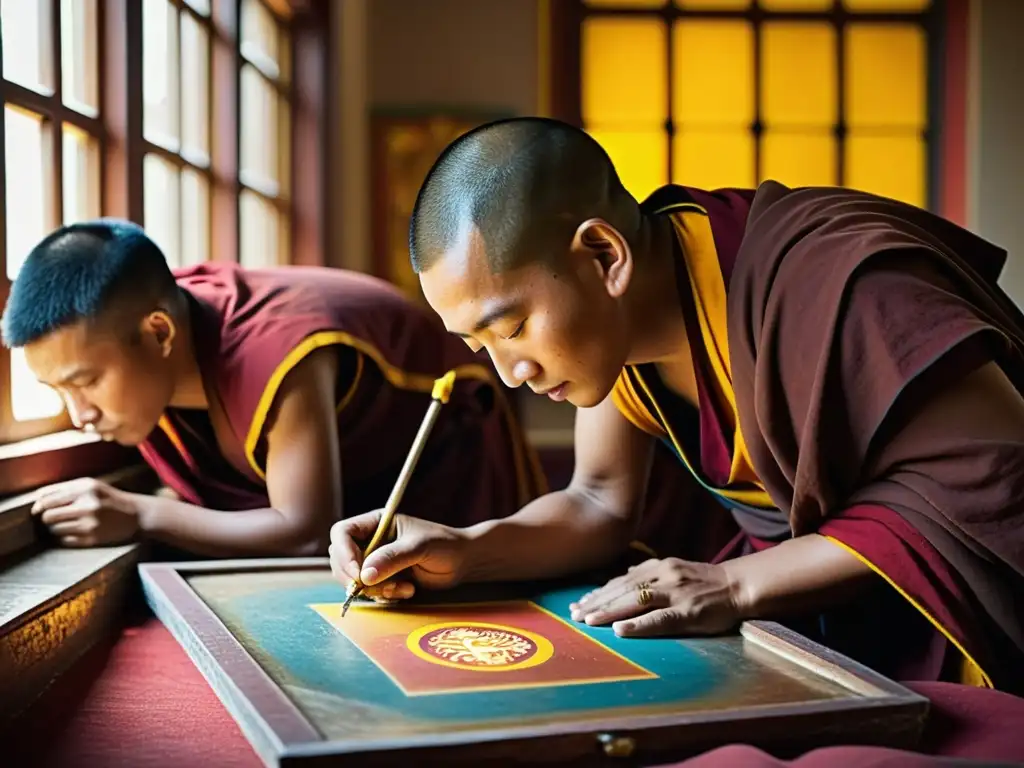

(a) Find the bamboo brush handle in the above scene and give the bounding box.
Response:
[343,370,457,609]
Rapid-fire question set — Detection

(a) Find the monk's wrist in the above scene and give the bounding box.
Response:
[458,519,512,583]
[131,493,162,536]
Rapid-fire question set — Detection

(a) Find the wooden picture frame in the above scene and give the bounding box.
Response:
[140,558,930,767]
[369,109,511,301]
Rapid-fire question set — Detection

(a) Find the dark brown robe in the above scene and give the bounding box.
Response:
[729,181,1024,693]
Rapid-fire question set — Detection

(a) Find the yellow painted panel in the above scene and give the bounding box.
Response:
[582,18,667,124]
[843,0,931,10]
[761,131,837,187]
[845,133,926,208]
[845,24,926,129]
[761,0,831,8]
[673,130,756,190]
[589,128,669,201]
[586,0,666,6]
[762,23,836,127]
[672,20,754,125]
[676,0,751,8]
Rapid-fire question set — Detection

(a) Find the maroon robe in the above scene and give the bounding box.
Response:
[628,184,1024,693]
[137,262,545,529]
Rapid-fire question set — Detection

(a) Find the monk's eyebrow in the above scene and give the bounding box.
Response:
[54,367,94,386]
[452,302,519,338]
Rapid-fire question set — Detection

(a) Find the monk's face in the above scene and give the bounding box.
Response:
[23,314,177,446]
[419,223,633,408]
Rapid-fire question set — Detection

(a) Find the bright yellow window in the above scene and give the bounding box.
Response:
[576,1,934,208]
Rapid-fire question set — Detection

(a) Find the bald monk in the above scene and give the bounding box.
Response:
[329,117,1024,693]
[0,220,544,557]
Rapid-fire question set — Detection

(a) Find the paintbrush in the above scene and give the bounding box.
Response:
[340,370,457,617]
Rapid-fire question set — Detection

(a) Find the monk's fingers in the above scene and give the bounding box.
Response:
[360,580,416,601]
[47,519,96,537]
[613,607,688,638]
[328,542,363,583]
[58,534,93,548]
[329,512,385,580]
[572,573,662,619]
[32,487,85,515]
[575,583,671,626]
[39,504,91,527]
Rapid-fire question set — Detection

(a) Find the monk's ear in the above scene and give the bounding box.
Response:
[570,218,633,299]
[141,310,177,358]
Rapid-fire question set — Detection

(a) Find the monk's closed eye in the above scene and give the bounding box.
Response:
[504,320,526,340]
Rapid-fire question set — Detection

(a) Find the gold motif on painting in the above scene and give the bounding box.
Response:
[406,621,555,672]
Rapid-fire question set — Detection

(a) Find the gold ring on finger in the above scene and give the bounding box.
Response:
[636,582,653,607]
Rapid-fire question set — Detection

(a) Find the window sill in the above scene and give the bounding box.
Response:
[0,429,140,498]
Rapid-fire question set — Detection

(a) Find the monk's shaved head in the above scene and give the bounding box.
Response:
[409,117,641,274]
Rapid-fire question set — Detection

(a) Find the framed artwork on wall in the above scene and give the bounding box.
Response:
[370,109,511,300]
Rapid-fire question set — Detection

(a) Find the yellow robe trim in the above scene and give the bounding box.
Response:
[243,330,546,507]
[824,535,992,689]
[610,202,771,508]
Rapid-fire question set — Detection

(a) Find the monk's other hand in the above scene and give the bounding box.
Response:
[328,511,468,601]
[31,477,140,547]
[568,558,740,637]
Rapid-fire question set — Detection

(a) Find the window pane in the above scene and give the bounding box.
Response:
[241,0,284,81]
[585,0,666,6]
[183,0,211,15]
[673,21,754,126]
[675,0,751,7]
[1,0,54,95]
[62,124,101,224]
[4,106,52,279]
[181,168,210,265]
[843,0,931,9]
[762,23,836,128]
[144,0,181,151]
[60,0,99,115]
[10,348,64,421]
[582,18,667,125]
[180,12,210,166]
[761,131,837,187]
[239,191,282,269]
[845,133,925,209]
[144,153,182,266]
[587,129,668,202]
[673,131,755,190]
[845,24,926,130]
[240,65,280,194]
[760,0,832,9]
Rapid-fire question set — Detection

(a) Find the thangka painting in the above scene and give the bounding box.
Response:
[371,110,509,301]
[140,560,928,764]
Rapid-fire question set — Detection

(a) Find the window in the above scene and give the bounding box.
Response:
[0,0,326,449]
[560,0,935,208]
[238,0,292,269]
[142,0,212,267]
[1,0,100,442]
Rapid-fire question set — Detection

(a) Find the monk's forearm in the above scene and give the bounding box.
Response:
[133,493,328,558]
[723,533,876,619]
[460,489,633,583]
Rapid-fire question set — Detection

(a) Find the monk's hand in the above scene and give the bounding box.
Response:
[568,558,741,637]
[31,478,140,547]
[329,510,468,602]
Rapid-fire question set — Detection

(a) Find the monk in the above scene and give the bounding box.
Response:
[1,219,544,558]
[329,117,1024,694]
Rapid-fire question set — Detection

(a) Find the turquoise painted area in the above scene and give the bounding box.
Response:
[219,583,723,723]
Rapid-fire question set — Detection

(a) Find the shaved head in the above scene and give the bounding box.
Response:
[409,117,641,275]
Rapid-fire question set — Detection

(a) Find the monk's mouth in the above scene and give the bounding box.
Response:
[544,382,569,402]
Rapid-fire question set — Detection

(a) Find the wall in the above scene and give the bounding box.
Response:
[369,0,539,115]
[329,0,541,272]
[970,0,1024,305]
